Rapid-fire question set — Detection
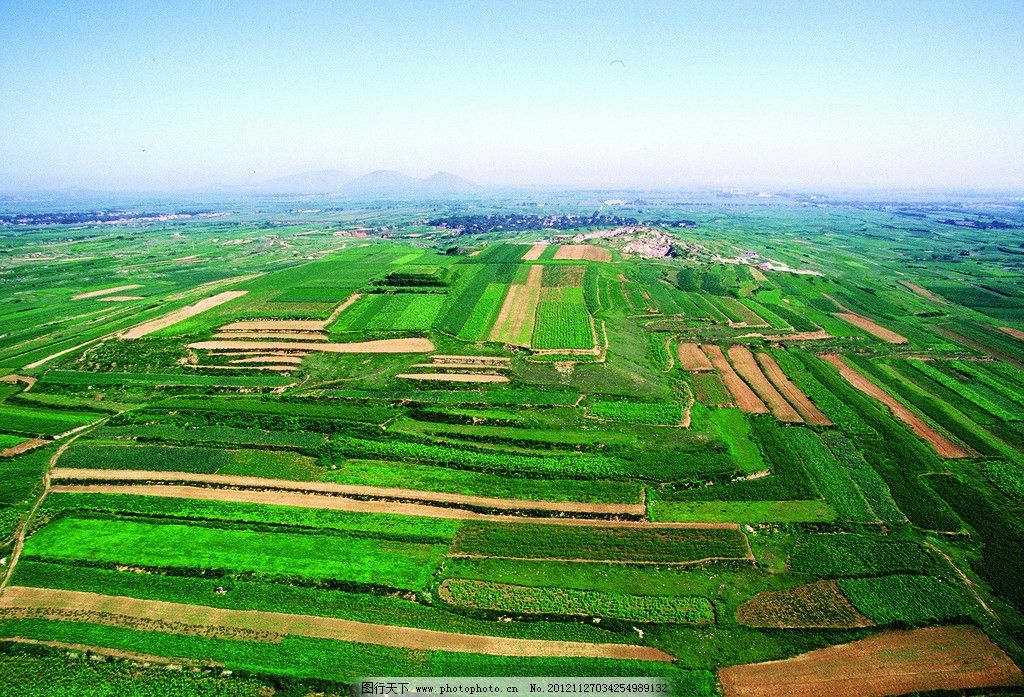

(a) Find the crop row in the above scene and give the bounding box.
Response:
[588,400,682,426]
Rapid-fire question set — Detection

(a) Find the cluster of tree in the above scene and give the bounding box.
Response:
[937,218,1019,230]
[0,210,213,225]
[428,213,697,235]
[675,267,731,296]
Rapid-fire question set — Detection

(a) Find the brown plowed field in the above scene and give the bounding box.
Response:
[431,355,511,365]
[834,312,908,344]
[412,362,507,370]
[736,580,873,628]
[678,342,714,371]
[98,295,144,302]
[719,625,1023,697]
[999,326,1024,341]
[0,587,671,661]
[49,468,645,515]
[728,346,802,422]
[900,280,946,304]
[120,291,248,339]
[72,284,142,300]
[702,345,768,413]
[762,330,832,341]
[755,352,832,425]
[553,245,611,262]
[189,364,294,372]
[820,353,968,458]
[489,265,543,346]
[188,338,434,353]
[396,372,509,383]
[521,243,547,260]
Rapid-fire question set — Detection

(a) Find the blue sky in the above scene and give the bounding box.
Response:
[1,0,1022,190]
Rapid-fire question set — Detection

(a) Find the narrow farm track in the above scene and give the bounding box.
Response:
[820,353,969,458]
[0,587,673,661]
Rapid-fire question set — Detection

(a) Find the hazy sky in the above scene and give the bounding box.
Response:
[1,0,1022,191]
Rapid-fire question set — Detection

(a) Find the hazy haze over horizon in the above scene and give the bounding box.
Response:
[1,0,1022,193]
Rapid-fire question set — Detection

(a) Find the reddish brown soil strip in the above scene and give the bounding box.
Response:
[678,342,714,372]
[999,326,1024,341]
[50,469,646,515]
[736,580,873,629]
[553,244,611,262]
[72,284,142,300]
[820,353,968,458]
[213,331,328,341]
[719,625,1023,697]
[188,364,295,372]
[702,345,768,414]
[397,373,509,383]
[220,320,328,331]
[521,243,548,260]
[489,265,543,346]
[728,346,802,422]
[900,280,946,304]
[120,291,248,339]
[189,337,434,353]
[97,295,144,302]
[0,438,49,458]
[834,312,908,344]
[0,587,671,661]
[756,352,832,425]
[47,484,733,529]
[938,328,1024,370]
[0,374,36,387]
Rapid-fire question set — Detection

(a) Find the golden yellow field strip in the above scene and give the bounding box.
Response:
[488,265,544,346]
[119,291,248,339]
[72,284,142,300]
[553,244,611,262]
[0,587,672,660]
[702,345,767,414]
[213,332,328,341]
[678,342,714,371]
[97,295,144,302]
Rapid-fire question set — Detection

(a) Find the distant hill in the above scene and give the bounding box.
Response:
[252,170,352,194]
[341,170,480,197]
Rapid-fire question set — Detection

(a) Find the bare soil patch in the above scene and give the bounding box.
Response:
[0,587,671,661]
[397,372,509,383]
[834,312,908,344]
[820,353,968,457]
[999,326,1024,341]
[120,291,248,339]
[678,342,714,371]
[489,265,543,346]
[736,580,873,629]
[188,364,294,372]
[72,285,142,300]
[900,280,946,304]
[189,337,434,354]
[756,352,831,425]
[521,243,547,260]
[762,330,832,341]
[0,438,49,458]
[728,346,802,422]
[719,625,1023,697]
[49,469,646,516]
[431,355,511,365]
[97,296,144,302]
[702,345,767,414]
[553,244,612,262]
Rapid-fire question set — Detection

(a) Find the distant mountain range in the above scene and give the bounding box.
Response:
[245,169,481,196]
